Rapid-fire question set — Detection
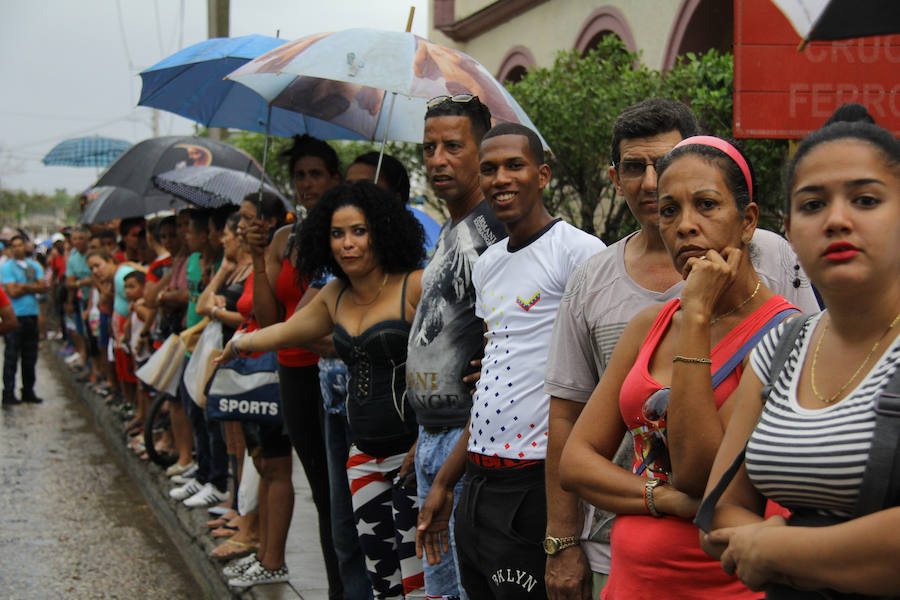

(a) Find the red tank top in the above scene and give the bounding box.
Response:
[603,295,796,600]
[275,257,319,367]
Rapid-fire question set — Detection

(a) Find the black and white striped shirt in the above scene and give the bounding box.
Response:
[747,312,900,517]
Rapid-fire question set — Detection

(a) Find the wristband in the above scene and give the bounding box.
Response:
[211,306,219,319]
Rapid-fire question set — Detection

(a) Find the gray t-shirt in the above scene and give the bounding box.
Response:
[406,200,506,427]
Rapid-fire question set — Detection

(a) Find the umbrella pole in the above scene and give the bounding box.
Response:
[375,92,398,183]
[375,8,413,183]
[257,105,273,217]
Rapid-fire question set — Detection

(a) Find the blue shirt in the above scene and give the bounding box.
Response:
[1,259,43,316]
[66,249,92,301]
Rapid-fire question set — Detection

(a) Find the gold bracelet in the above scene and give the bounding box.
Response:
[672,355,712,365]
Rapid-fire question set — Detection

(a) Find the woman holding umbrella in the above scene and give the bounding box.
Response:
[218,181,425,598]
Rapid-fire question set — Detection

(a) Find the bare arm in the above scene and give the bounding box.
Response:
[292,287,336,356]
[415,422,470,566]
[667,248,749,497]
[196,261,233,317]
[251,224,290,328]
[0,304,18,334]
[560,309,699,519]
[144,268,172,309]
[216,279,338,361]
[546,397,591,600]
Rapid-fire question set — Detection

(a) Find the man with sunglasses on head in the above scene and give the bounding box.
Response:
[542,99,820,599]
[407,94,507,600]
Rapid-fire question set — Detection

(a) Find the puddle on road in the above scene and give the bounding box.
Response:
[0,348,203,599]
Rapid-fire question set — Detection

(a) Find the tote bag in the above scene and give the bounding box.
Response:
[205,346,281,425]
[183,320,223,407]
[135,333,186,397]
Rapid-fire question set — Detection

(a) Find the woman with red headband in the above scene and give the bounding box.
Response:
[560,137,803,599]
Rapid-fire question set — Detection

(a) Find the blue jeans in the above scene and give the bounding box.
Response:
[180,378,228,491]
[415,425,467,600]
[319,358,373,600]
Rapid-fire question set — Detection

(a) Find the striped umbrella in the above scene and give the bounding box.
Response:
[42,136,132,168]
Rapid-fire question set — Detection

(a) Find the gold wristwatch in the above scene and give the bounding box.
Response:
[542,535,579,555]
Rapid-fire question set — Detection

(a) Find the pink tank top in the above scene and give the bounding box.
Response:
[603,295,796,600]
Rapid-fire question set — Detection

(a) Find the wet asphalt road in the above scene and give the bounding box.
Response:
[0,345,202,599]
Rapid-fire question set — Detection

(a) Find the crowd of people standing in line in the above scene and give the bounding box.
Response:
[3,93,900,600]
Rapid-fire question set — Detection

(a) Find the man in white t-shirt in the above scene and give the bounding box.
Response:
[417,123,605,598]
[542,99,820,599]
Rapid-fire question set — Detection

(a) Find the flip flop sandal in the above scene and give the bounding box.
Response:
[206,517,229,529]
[210,539,258,561]
[211,525,239,538]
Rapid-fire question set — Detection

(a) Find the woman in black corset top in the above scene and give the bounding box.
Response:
[219,181,427,598]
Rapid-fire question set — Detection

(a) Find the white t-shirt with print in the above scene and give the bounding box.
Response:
[468,219,605,460]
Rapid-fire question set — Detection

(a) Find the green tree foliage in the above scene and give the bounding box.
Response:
[508,37,788,243]
[663,51,789,232]
[0,188,79,226]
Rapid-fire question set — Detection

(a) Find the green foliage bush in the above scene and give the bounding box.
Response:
[507,37,788,244]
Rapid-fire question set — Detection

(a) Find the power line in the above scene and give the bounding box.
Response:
[14,113,142,151]
[0,110,123,123]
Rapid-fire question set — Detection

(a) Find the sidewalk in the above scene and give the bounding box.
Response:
[51,344,330,600]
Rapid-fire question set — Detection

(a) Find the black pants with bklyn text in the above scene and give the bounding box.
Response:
[455,459,548,599]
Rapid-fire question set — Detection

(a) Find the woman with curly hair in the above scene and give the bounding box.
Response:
[219,180,426,598]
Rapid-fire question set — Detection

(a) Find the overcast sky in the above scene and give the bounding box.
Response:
[0,0,429,195]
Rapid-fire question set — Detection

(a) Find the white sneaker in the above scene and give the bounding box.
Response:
[170,465,199,485]
[165,461,197,478]
[223,554,259,578]
[184,482,230,508]
[169,478,203,500]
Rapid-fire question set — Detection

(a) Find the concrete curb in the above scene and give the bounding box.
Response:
[50,345,303,600]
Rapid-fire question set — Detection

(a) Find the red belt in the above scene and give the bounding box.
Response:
[467,451,543,470]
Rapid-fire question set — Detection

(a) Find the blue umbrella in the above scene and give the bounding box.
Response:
[42,136,132,168]
[139,34,367,140]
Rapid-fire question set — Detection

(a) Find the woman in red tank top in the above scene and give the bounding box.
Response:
[561,138,800,600]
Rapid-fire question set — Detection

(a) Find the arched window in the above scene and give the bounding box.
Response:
[497,46,537,84]
[574,7,637,56]
[663,0,733,70]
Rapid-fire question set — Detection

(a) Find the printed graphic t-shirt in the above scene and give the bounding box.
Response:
[406,200,506,428]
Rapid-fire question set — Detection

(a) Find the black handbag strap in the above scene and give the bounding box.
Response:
[854,368,900,516]
[695,315,811,532]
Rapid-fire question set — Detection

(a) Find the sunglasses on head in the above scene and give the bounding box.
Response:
[426,93,479,110]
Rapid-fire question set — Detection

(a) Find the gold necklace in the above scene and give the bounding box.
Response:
[350,272,389,306]
[811,309,900,404]
[711,280,761,325]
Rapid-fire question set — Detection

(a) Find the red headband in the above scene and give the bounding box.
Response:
[673,135,753,202]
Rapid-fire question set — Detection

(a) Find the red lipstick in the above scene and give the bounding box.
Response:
[823,241,859,261]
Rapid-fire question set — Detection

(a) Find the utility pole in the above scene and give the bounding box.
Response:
[207,0,230,141]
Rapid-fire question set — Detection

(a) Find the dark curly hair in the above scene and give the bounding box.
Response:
[295,181,425,283]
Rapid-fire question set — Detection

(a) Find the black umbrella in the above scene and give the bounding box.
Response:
[152,165,292,211]
[79,186,186,224]
[93,136,265,204]
[772,0,900,47]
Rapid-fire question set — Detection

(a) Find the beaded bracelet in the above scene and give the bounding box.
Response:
[672,355,712,365]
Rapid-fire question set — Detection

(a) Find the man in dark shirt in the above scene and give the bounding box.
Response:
[406,95,507,599]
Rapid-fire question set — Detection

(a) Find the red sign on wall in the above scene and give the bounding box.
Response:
[734,0,900,138]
